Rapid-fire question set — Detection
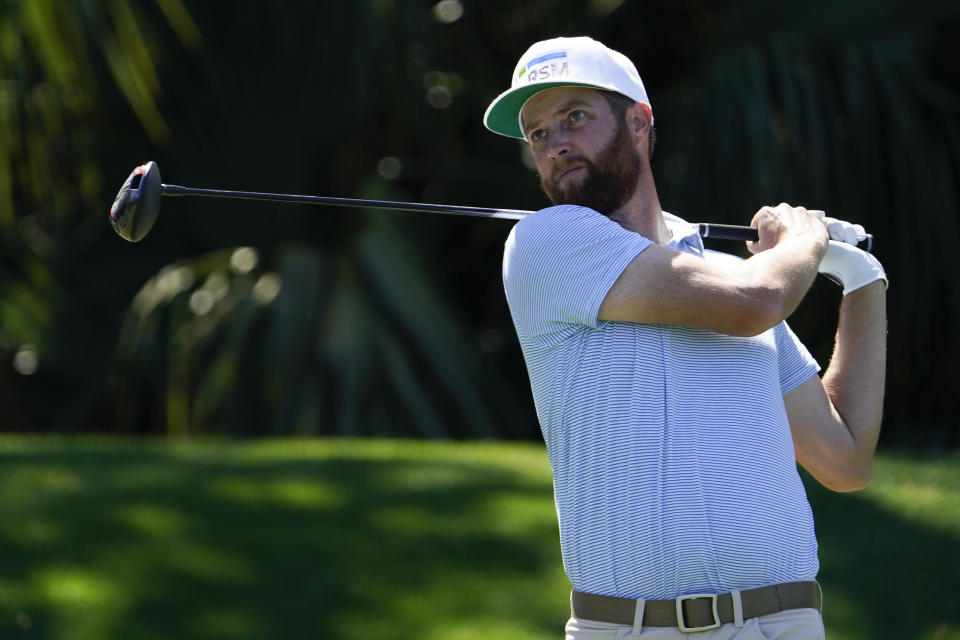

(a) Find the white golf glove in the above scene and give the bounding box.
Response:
[818,240,887,295]
[822,215,867,246]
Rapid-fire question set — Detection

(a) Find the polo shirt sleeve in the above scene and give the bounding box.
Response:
[502,204,652,344]
[774,321,821,395]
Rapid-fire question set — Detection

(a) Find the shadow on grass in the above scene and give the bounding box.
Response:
[802,458,960,640]
[0,441,566,640]
[2,441,956,640]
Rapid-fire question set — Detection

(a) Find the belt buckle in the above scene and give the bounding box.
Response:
[675,593,721,633]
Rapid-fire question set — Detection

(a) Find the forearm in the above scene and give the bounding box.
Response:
[597,209,826,336]
[821,280,887,466]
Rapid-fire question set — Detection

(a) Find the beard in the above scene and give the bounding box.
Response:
[539,122,642,215]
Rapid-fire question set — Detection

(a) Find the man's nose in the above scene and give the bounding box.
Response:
[546,131,572,159]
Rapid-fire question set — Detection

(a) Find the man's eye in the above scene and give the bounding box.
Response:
[530,129,546,142]
[569,110,586,122]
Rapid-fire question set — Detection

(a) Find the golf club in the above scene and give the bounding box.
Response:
[109,162,874,252]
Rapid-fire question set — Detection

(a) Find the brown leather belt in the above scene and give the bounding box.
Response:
[571,581,821,633]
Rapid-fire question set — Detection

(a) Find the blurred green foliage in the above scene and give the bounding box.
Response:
[0,1,958,442]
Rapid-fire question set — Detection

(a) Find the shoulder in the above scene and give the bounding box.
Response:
[507,205,604,261]
[508,204,636,249]
[512,204,606,236]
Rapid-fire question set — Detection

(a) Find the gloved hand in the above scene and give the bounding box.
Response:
[822,215,867,246]
[818,240,888,295]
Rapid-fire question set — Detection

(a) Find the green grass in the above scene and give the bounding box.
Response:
[0,437,957,640]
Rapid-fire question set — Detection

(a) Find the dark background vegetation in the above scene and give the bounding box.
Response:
[2,0,958,445]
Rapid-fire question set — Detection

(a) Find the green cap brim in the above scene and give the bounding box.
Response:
[483,81,605,139]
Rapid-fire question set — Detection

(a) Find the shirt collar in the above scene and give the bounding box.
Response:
[662,211,704,257]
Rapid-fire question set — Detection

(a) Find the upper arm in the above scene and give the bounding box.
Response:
[784,375,870,492]
[597,244,782,336]
[503,206,652,341]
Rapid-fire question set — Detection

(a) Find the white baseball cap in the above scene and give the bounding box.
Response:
[483,36,652,139]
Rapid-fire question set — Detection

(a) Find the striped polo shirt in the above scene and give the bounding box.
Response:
[502,204,821,600]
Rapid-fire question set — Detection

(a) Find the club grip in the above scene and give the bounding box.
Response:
[697,223,874,253]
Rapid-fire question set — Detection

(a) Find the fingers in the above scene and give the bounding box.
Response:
[747,203,827,254]
[824,216,866,245]
[745,205,779,254]
[748,205,871,253]
[746,204,787,254]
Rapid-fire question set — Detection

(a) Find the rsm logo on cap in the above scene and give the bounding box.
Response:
[517,51,569,82]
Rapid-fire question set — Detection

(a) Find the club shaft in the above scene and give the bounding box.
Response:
[161,183,872,249]
[161,184,529,221]
[161,184,755,237]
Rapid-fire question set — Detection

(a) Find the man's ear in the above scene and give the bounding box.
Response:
[625,103,654,161]
[626,102,652,138]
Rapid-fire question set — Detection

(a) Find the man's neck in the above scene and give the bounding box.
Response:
[606,174,671,245]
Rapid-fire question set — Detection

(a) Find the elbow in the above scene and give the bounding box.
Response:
[826,461,873,493]
[724,289,785,337]
[751,284,790,332]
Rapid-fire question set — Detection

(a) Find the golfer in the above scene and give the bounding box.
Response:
[484,37,887,639]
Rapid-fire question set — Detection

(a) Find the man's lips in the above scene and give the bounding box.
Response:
[556,165,585,182]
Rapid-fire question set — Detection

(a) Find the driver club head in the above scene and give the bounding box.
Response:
[110,161,162,242]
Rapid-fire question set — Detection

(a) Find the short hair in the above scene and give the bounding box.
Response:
[602,91,656,161]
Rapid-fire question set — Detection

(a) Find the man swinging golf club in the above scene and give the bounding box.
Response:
[485,36,887,639]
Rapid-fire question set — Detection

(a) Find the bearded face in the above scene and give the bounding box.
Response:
[539,118,642,215]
